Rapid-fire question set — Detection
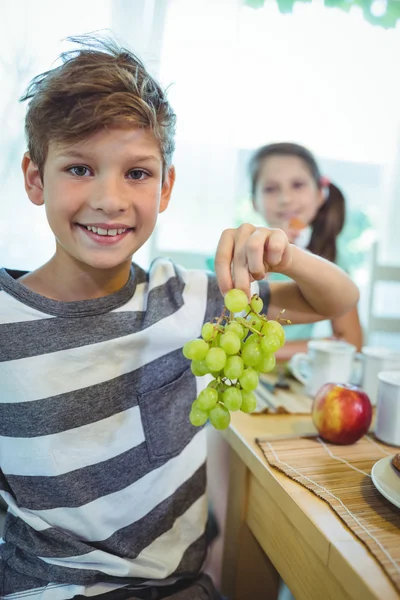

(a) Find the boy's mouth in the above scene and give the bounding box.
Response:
[76,223,134,244]
[77,223,133,236]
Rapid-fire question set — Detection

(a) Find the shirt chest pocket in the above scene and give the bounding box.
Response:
[138,367,198,464]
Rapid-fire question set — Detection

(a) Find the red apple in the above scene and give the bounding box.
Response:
[312,383,372,445]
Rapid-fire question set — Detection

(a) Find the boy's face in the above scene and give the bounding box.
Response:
[23,126,174,272]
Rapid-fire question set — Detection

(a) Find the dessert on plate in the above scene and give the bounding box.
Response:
[392,453,400,473]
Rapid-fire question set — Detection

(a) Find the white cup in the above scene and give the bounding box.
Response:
[375,371,400,446]
[289,340,357,398]
[361,347,400,406]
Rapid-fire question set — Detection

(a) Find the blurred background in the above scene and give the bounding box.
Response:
[1,0,400,346]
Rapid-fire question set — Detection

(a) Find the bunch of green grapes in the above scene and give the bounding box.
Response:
[183,289,288,430]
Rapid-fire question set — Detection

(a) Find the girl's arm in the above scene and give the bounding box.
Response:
[266,244,359,323]
[274,307,363,362]
[331,306,363,351]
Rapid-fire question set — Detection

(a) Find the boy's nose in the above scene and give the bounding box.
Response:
[90,180,129,214]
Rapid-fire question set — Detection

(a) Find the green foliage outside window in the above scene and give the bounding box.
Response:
[244,0,400,29]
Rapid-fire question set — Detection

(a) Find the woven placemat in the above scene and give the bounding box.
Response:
[256,434,400,592]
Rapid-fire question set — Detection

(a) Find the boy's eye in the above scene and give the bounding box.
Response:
[127,169,148,180]
[264,186,277,194]
[68,166,90,177]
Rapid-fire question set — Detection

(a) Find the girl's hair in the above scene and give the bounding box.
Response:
[249,142,345,263]
[20,34,176,181]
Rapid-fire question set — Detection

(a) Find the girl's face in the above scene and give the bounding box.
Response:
[253,155,324,242]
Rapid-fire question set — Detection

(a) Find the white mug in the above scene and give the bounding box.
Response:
[361,347,400,406]
[289,340,357,398]
[375,371,400,446]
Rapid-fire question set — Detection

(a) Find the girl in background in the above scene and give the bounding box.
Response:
[249,142,363,357]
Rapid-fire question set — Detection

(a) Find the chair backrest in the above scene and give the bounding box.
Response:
[367,242,400,336]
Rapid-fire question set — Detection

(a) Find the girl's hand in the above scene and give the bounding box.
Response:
[214,224,293,297]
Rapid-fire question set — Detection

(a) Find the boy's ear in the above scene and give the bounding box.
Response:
[22,152,44,206]
[159,165,175,214]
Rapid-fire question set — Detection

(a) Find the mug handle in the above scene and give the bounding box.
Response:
[288,352,310,386]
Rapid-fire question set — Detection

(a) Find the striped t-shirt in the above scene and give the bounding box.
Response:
[0,258,269,600]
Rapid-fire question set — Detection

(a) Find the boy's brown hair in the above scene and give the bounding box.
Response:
[20,34,176,180]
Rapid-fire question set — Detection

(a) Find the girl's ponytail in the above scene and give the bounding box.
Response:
[308,183,345,263]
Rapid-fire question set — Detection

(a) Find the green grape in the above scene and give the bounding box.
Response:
[250,294,263,314]
[219,379,229,390]
[224,355,244,380]
[219,332,241,355]
[182,341,193,359]
[209,403,231,430]
[240,390,257,413]
[235,316,249,329]
[183,339,209,361]
[257,353,276,374]
[225,321,245,340]
[197,387,218,411]
[247,313,263,331]
[205,347,227,371]
[222,387,242,411]
[261,320,285,347]
[224,289,248,313]
[243,333,260,347]
[207,379,219,389]
[201,322,215,341]
[189,406,209,426]
[183,288,287,426]
[191,360,210,377]
[260,334,281,355]
[211,332,222,348]
[242,343,262,367]
[239,368,259,391]
[210,371,222,378]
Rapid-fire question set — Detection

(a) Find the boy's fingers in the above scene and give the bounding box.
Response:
[231,225,257,298]
[215,226,288,298]
[214,229,235,296]
[245,229,269,280]
[265,228,287,267]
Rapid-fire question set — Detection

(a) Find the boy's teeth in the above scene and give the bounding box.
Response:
[85,225,127,236]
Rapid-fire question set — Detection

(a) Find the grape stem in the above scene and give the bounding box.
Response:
[246,324,262,337]
[276,308,291,324]
[217,308,228,325]
[237,316,262,337]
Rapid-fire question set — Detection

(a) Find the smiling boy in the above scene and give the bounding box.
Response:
[0,37,359,600]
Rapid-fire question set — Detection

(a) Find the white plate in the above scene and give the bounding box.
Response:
[371,456,400,509]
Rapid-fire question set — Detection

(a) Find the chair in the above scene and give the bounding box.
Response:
[367,242,400,339]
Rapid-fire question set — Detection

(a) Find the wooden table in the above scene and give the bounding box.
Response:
[220,411,400,600]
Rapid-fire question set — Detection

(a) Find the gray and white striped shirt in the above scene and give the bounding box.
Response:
[0,259,269,599]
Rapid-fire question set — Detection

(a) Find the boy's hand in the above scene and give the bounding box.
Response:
[214,224,292,297]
